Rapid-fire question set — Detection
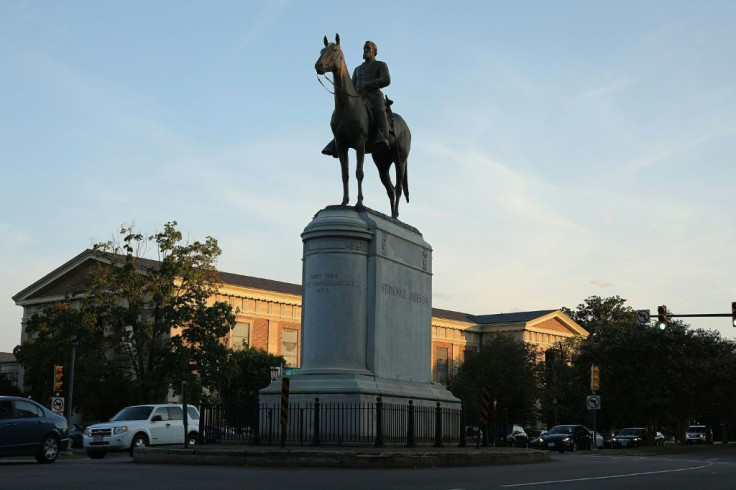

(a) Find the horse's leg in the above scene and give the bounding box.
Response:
[393,159,405,219]
[373,156,395,218]
[338,148,350,205]
[356,146,365,207]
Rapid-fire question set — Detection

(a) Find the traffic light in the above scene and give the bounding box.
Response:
[53,365,64,393]
[732,301,736,327]
[656,305,668,330]
[590,364,600,391]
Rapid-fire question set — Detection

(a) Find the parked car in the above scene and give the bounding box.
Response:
[506,425,529,448]
[538,424,593,452]
[527,429,547,449]
[0,395,69,463]
[602,431,617,449]
[611,427,648,448]
[69,423,86,448]
[685,425,713,444]
[83,403,200,458]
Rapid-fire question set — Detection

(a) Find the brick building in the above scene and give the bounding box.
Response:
[12,250,588,389]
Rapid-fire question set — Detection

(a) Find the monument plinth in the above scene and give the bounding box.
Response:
[260,206,459,407]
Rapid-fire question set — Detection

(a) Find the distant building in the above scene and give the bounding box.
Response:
[12,250,588,391]
[0,352,21,391]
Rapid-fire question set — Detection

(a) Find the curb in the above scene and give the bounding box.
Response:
[133,447,550,468]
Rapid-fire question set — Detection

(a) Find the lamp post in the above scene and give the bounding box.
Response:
[553,398,558,426]
[67,336,78,422]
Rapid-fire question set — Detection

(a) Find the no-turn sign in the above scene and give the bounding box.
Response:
[51,396,65,415]
[586,395,601,410]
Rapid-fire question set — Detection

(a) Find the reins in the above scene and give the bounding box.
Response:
[316,74,362,98]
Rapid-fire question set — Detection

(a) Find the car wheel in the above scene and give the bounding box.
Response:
[130,434,149,455]
[187,432,198,446]
[87,450,106,459]
[35,435,59,464]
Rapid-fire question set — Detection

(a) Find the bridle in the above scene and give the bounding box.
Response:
[316,47,362,98]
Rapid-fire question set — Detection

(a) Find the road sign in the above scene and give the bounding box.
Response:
[586,395,601,410]
[635,310,650,325]
[51,396,65,415]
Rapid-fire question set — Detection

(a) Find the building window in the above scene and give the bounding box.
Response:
[435,347,449,385]
[282,329,298,367]
[231,322,250,349]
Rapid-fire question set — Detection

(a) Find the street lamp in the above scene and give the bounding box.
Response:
[67,336,78,422]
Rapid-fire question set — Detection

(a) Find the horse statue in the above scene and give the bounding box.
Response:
[315,34,411,219]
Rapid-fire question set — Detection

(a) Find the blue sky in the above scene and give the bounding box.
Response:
[2,0,735,352]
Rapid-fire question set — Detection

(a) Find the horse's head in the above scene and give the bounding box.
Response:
[315,33,343,75]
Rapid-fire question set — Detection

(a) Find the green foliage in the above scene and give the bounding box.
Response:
[447,335,540,427]
[84,221,236,404]
[219,346,285,405]
[563,295,736,440]
[14,222,238,419]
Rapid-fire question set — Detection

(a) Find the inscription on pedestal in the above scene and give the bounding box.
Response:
[379,283,430,305]
[306,272,361,294]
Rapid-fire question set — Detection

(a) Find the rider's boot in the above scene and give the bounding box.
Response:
[322,139,338,158]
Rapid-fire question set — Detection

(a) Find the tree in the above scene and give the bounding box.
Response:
[539,339,587,428]
[83,221,236,404]
[448,335,540,431]
[219,347,286,406]
[561,295,636,336]
[564,295,736,441]
[13,301,130,419]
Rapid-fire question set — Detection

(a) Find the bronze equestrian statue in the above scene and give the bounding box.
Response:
[315,34,411,219]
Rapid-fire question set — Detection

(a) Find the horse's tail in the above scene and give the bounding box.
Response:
[403,159,409,202]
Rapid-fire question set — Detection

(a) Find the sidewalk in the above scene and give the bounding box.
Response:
[133,444,550,468]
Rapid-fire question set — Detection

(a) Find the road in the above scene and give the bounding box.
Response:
[2,447,735,489]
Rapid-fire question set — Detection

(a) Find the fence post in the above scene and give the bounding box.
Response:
[406,400,415,448]
[252,399,261,445]
[458,405,466,447]
[374,397,384,447]
[198,402,206,445]
[434,402,443,447]
[311,397,321,446]
[267,408,273,445]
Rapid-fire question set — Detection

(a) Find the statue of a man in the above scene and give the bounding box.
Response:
[322,40,391,157]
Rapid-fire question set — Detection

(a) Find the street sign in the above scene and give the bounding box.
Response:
[51,396,65,415]
[586,395,601,410]
[635,310,650,325]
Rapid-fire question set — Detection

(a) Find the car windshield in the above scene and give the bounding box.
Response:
[110,406,154,421]
[547,426,574,435]
[617,428,642,436]
[687,426,705,432]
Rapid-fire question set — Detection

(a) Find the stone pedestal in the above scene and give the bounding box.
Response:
[260,206,459,408]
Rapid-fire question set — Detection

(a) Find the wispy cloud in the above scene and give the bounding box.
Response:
[575,76,635,101]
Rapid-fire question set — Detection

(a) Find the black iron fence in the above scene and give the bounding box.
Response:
[198,397,468,448]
